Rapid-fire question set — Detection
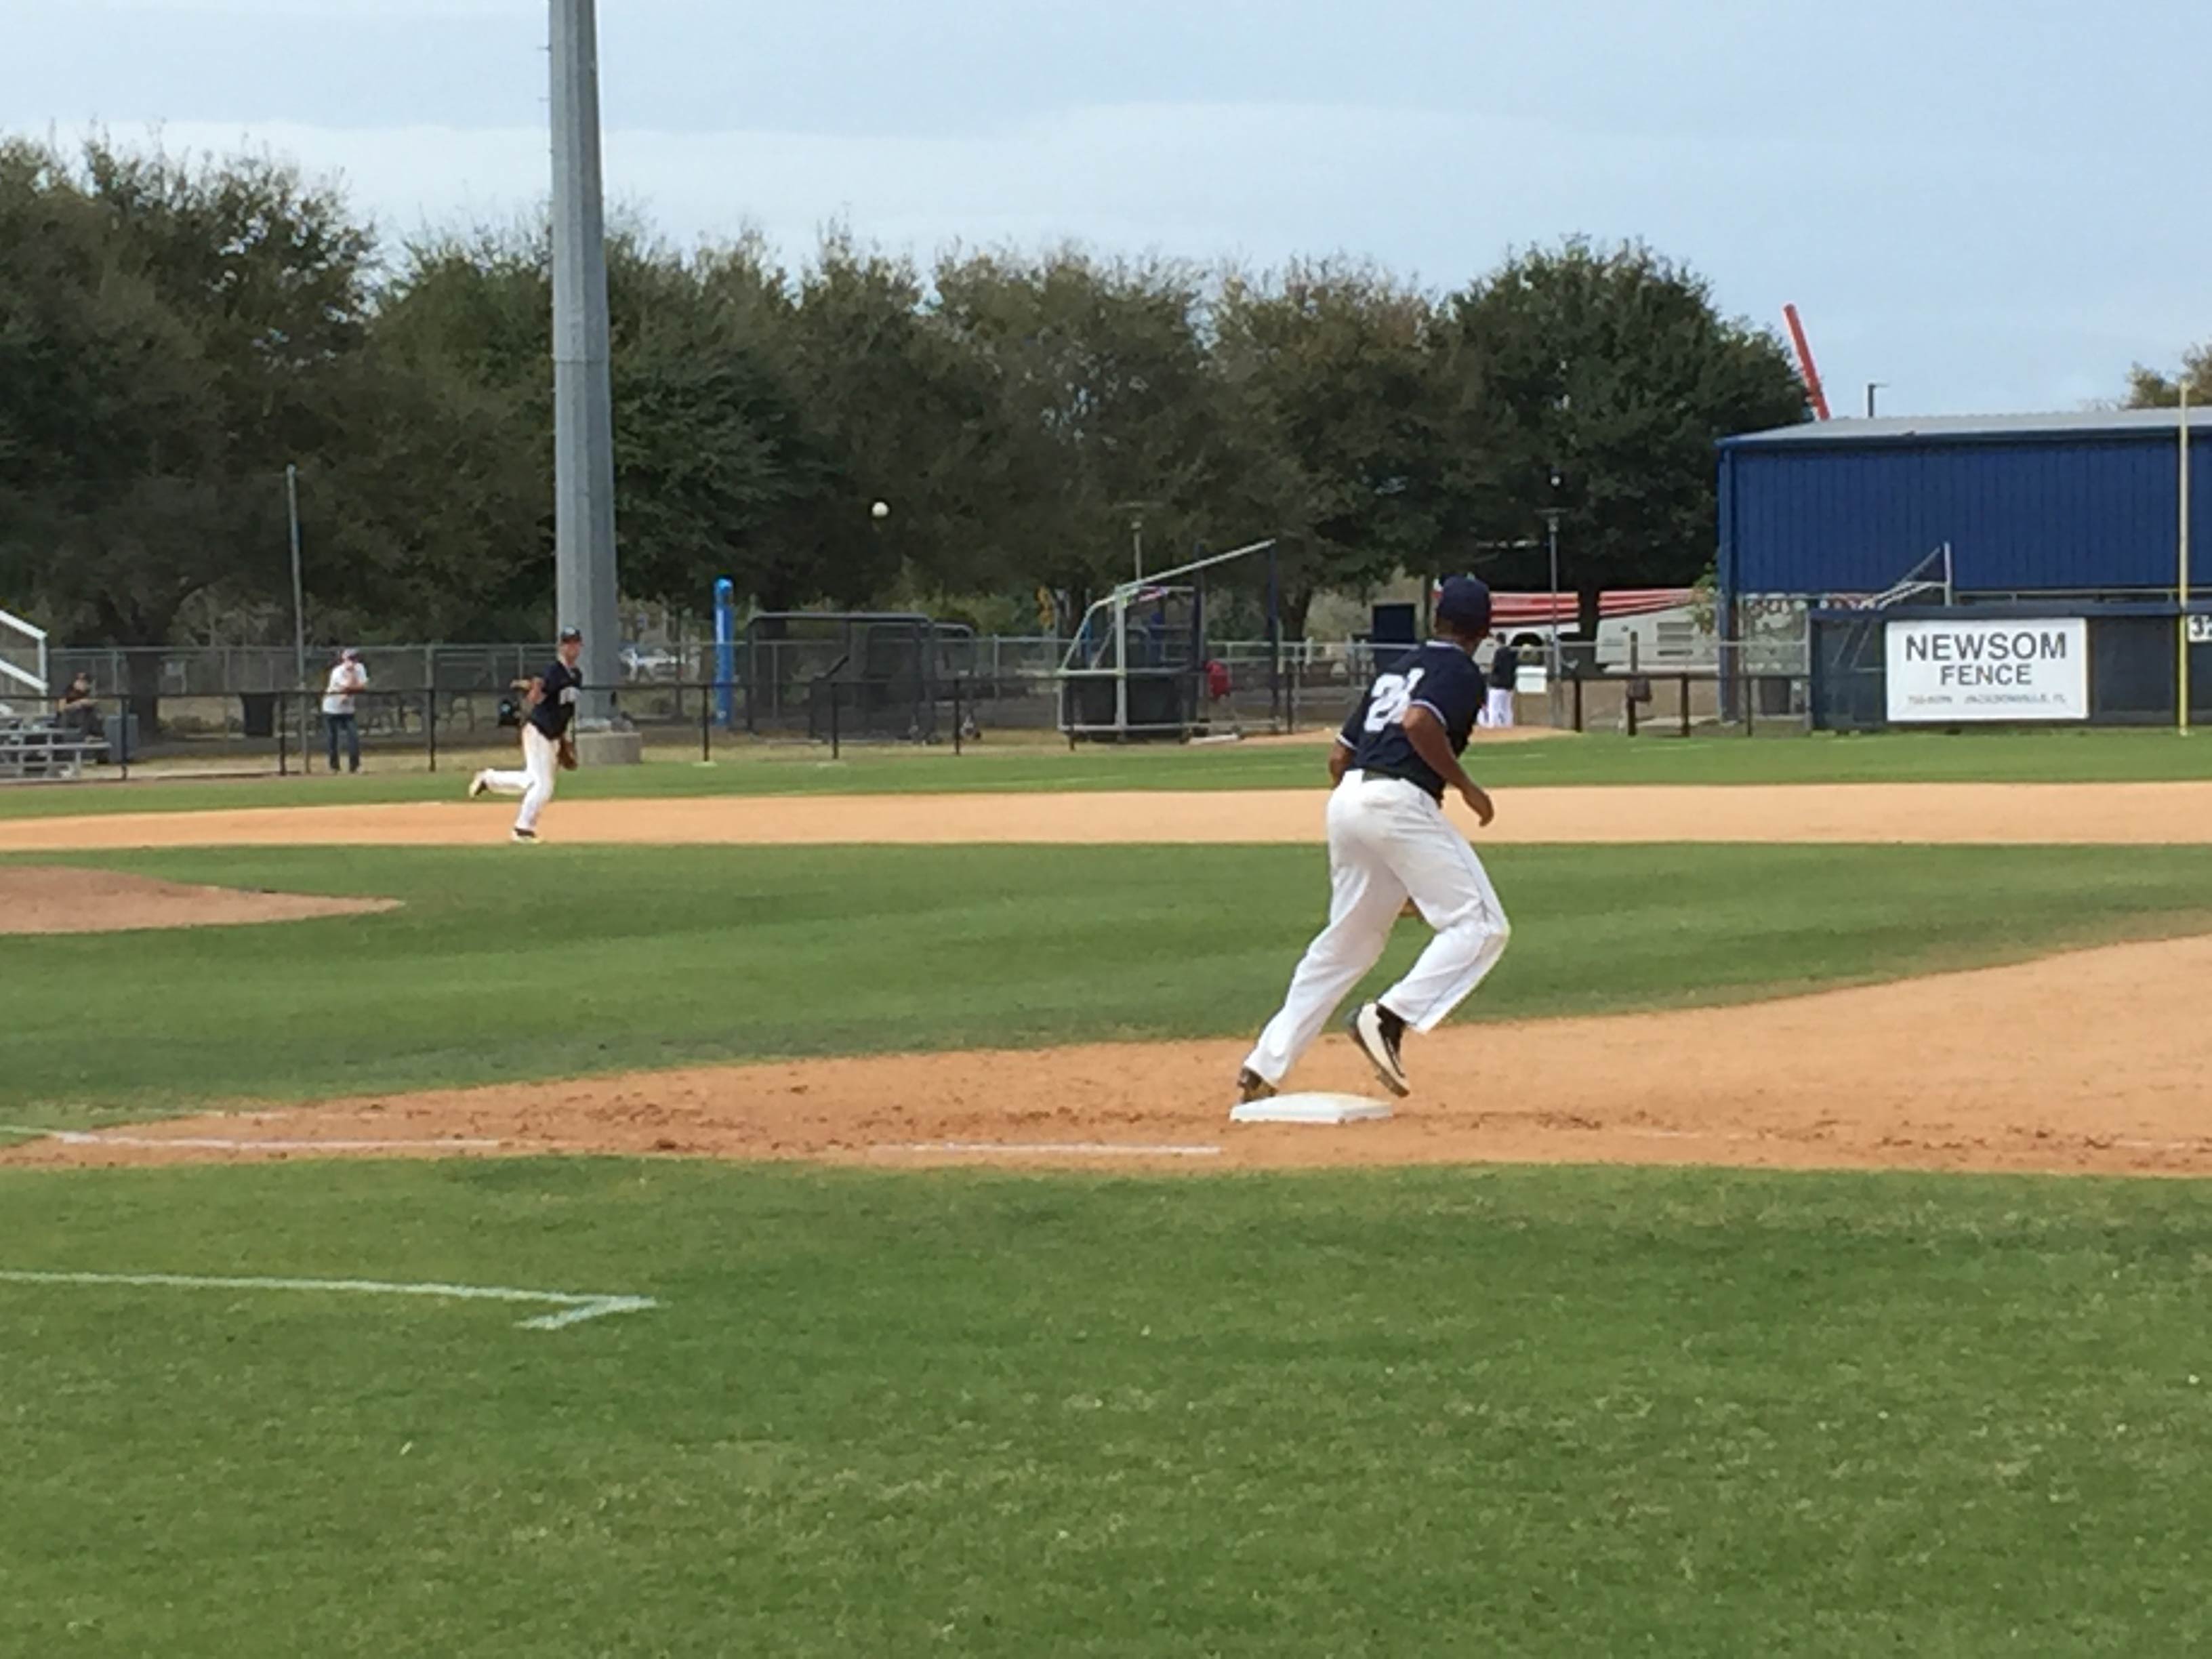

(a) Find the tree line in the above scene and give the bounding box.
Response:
[0,136,1812,668]
[2127,348,2212,409]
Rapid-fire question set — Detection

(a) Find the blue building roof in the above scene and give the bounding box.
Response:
[1724,409,2212,449]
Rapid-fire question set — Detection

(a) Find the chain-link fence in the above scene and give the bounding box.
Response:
[0,632,1820,783]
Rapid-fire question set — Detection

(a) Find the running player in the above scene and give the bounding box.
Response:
[470,626,583,842]
[1237,576,1511,1103]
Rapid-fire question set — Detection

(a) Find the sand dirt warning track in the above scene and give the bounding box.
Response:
[5,779,2212,851]
[7,778,2212,1179]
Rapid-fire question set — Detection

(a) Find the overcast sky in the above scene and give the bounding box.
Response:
[13,0,2207,415]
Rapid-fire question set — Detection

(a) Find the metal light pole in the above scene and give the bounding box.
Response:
[285,464,306,689]
[1538,506,1565,726]
[1865,382,1887,419]
[550,0,620,725]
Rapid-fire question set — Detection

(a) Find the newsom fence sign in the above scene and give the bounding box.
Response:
[1885,618,2089,723]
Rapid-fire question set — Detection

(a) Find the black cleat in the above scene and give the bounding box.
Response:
[1348,1002,1410,1097]
[1236,1068,1277,1105]
[511,827,538,844]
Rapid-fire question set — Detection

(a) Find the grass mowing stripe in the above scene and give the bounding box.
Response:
[4,1160,2210,1656]
[6,841,2212,1125]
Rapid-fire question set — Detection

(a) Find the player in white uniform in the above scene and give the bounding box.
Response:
[1237,577,1511,1103]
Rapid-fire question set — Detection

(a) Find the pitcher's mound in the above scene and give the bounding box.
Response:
[0,865,398,935]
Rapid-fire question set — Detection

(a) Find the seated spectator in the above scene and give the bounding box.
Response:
[57,672,104,741]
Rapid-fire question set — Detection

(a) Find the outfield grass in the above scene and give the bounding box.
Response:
[5,1159,2210,1656]
[8,842,2212,1126]
[3,726,2210,818]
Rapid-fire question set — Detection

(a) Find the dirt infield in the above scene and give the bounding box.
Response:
[8,777,2210,1180]
[10,931,2211,1179]
[5,779,2212,851]
[0,865,396,935]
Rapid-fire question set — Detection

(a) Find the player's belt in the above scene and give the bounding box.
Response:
[1343,768,1443,802]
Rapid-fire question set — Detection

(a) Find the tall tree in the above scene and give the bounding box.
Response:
[932,249,1231,621]
[777,234,1006,607]
[1443,239,1808,634]
[365,226,827,628]
[1213,260,1472,634]
[608,234,823,615]
[0,138,377,716]
[2126,345,2212,407]
[311,230,551,639]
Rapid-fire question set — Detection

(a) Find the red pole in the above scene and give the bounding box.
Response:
[1783,304,1832,421]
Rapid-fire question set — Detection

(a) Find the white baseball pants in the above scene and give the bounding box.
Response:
[1483,687,1515,729]
[1243,771,1511,1086]
[480,725,560,832]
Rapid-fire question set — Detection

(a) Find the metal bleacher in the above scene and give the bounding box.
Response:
[0,609,110,780]
[0,710,107,781]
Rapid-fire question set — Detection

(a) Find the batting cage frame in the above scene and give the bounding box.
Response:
[1057,538,1278,741]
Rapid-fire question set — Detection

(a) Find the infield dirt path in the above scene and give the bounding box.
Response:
[9,777,2212,1180]
[4,779,2212,851]
[11,931,2212,1179]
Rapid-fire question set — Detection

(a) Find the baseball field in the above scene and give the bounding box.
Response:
[7,728,2212,1654]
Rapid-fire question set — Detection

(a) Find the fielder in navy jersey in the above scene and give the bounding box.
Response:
[470,626,584,842]
[1238,576,1512,1103]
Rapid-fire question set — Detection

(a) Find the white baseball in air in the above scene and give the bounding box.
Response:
[871,500,892,520]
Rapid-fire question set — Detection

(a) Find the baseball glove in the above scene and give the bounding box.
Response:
[556,735,579,772]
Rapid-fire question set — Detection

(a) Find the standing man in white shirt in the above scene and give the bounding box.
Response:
[321,649,368,774]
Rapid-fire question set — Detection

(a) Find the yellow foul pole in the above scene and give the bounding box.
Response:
[2183,384,2194,734]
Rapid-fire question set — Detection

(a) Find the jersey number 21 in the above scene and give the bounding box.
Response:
[1362,668,1426,733]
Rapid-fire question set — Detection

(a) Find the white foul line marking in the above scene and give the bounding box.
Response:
[0,1124,501,1152]
[876,1141,1223,1159]
[0,1269,658,1332]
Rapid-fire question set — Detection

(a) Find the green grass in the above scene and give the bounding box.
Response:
[9,842,2212,1126]
[4,725,2211,818]
[6,1160,2212,1656]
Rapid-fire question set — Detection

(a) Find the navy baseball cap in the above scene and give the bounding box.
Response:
[1434,575,1492,632]
[558,626,583,642]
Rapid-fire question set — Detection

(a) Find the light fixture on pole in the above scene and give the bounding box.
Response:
[1111,500,1161,581]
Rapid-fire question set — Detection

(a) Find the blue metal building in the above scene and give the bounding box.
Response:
[1718,409,2211,609]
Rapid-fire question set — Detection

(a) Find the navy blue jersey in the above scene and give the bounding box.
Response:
[1490,644,1521,691]
[530,661,583,739]
[1337,642,1486,799]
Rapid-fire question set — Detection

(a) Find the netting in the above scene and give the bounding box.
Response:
[742,613,972,742]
